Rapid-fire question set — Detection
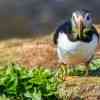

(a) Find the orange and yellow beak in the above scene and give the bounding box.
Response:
[76,16,84,34]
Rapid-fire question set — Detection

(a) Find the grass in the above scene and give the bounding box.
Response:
[0,35,54,67]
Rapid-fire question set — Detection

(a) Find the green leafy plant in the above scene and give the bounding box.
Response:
[0,64,59,100]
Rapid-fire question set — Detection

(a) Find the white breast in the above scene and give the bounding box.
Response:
[57,32,98,64]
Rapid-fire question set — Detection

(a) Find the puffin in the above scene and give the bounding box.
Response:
[53,9,100,75]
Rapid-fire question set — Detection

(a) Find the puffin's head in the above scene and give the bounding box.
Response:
[71,9,93,36]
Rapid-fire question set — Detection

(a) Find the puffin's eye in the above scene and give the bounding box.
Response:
[86,15,91,21]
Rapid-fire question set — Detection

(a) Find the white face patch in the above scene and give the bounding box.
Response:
[72,11,93,28]
[71,12,78,28]
[72,12,77,20]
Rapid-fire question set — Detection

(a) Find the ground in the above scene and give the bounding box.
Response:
[0,35,58,68]
[0,25,100,99]
[58,77,100,100]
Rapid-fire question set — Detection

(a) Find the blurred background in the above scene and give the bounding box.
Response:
[0,0,100,39]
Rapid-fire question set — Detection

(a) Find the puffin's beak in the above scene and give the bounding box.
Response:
[77,16,84,34]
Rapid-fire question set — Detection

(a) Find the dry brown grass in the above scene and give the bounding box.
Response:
[0,35,58,67]
[58,77,100,100]
[18,39,58,68]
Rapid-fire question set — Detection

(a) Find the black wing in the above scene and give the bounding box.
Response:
[53,20,71,44]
